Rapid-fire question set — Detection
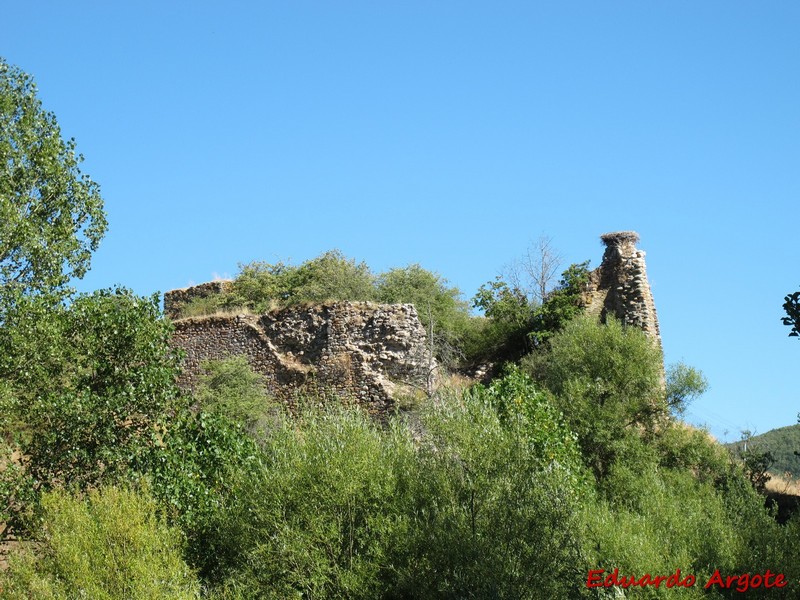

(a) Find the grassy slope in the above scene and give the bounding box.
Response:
[726,423,800,477]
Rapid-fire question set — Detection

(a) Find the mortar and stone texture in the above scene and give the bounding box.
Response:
[582,231,662,350]
[165,231,661,413]
[169,301,434,417]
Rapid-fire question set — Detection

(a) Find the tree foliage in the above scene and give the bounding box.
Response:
[472,261,591,361]
[376,263,472,365]
[210,370,589,599]
[523,315,666,479]
[225,250,376,312]
[194,356,272,432]
[0,57,106,302]
[0,288,181,494]
[783,289,800,338]
[666,361,708,417]
[0,487,199,599]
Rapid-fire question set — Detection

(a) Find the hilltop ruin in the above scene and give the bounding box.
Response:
[165,231,661,412]
[582,231,662,349]
[168,301,434,417]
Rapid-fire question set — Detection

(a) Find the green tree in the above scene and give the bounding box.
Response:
[666,361,708,416]
[471,277,539,361]
[472,261,590,360]
[523,315,665,479]
[143,409,261,584]
[0,288,182,494]
[376,264,472,365]
[219,250,376,313]
[194,356,272,431]
[527,260,591,348]
[284,249,375,304]
[393,371,589,599]
[0,58,106,302]
[783,289,800,338]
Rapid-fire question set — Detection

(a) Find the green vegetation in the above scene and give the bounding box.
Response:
[180,251,480,365]
[726,425,800,478]
[0,288,181,501]
[194,355,273,431]
[3,58,800,598]
[0,487,199,599]
[523,315,665,479]
[0,57,106,305]
[783,289,800,338]
[178,248,591,369]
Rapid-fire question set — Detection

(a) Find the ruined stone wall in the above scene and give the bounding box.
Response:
[582,231,662,347]
[171,301,434,416]
[164,280,233,320]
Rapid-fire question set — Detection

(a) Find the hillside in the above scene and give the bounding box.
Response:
[726,424,800,477]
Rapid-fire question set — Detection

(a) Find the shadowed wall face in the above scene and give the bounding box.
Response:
[583,231,661,347]
[169,301,434,416]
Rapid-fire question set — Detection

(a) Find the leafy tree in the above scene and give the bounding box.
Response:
[215,406,406,598]
[213,372,590,599]
[376,263,472,365]
[0,287,182,495]
[225,260,291,312]
[783,289,800,338]
[472,276,537,354]
[0,57,106,302]
[472,261,590,361]
[732,431,775,494]
[527,260,591,348]
[284,249,376,305]
[393,371,589,599]
[666,361,708,416]
[211,250,376,313]
[143,409,261,583]
[523,315,665,479]
[194,356,272,431]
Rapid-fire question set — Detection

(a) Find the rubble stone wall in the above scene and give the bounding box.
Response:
[582,230,662,347]
[164,280,233,320]
[171,301,433,416]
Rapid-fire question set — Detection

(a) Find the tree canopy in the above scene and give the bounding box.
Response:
[783,289,800,338]
[0,57,106,302]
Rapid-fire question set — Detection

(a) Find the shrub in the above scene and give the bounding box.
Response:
[392,372,590,599]
[194,356,273,432]
[0,486,199,599]
[216,406,408,598]
[376,264,472,366]
[0,288,182,493]
[523,315,665,479]
[142,409,261,584]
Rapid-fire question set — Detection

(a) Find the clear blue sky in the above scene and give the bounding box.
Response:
[4,1,798,441]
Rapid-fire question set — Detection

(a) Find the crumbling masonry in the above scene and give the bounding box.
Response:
[582,231,662,349]
[165,231,661,412]
[167,301,434,417]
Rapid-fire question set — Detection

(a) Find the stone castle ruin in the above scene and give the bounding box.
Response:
[168,301,434,417]
[581,231,662,349]
[165,231,660,412]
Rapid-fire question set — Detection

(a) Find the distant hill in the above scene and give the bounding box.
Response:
[725,424,800,477]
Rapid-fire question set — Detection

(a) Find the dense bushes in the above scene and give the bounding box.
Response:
[471,261,591,360]
[0,287,183,530]
[523,315,665,479]
[202,369,589,599]
[0,487,200,599]
[2,325,798,597]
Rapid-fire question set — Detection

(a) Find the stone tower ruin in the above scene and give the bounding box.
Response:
[582,231,662,348]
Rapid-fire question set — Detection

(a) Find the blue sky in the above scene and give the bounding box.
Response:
[3,1,798,441]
